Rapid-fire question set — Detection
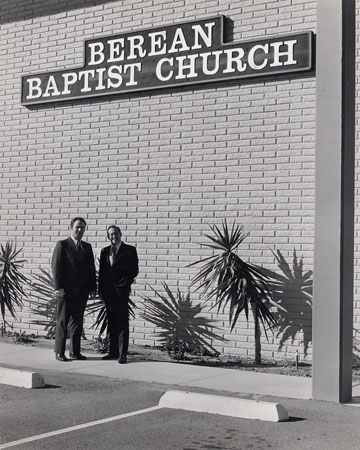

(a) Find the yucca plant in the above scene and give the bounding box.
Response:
[29,267,57,337]
[189,220,279,364]
[0,242,29,330]
[140,282,222,358]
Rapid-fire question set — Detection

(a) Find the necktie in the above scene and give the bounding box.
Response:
[110,246,116,265]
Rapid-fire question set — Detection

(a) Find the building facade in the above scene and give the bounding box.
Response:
[0,0,359,363]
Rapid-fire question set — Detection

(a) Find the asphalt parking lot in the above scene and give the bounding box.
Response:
[1,368,360,450]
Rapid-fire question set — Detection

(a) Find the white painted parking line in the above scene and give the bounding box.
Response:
[0,406,162,449]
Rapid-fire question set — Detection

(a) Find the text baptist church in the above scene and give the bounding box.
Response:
[22,17,311,105]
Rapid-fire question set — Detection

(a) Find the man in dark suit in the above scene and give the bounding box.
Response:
[52,217,96,361]
[99,225,139,363]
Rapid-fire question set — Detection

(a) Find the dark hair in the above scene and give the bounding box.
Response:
[70,217,87,227]
[107,225,122,239]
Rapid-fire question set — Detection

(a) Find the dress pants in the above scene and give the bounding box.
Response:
[54,293,87,355]
[105,293,129,358]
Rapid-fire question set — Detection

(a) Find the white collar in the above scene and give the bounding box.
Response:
[111,242,122,252]
[70,236,81,246]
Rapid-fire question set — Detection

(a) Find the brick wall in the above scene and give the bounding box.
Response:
[1,0,320,361]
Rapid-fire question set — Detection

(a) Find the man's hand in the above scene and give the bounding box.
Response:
[55,288,65,297]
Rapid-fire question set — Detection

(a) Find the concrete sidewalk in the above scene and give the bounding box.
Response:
[1,342,359,405]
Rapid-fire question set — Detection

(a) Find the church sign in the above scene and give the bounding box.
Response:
[21,16,313,105]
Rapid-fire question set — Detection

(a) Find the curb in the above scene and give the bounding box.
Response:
[159,390,289,422]
[0,367,45,389]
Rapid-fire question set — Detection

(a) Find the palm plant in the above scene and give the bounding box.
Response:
[0,242,29,330]
[189,220,279,364]
[140,282,223,358]
[29,267,57,337]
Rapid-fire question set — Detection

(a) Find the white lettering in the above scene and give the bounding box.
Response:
[148,31,167,56]
[42,75,60,97]
[201,51,222,76]
[95,67,107,90]
[270,40,297,67]
[26,78,42,99]
[127,35,146,60]
[176,54,198,80]
[168,28,190,53]
[248,44,268,70]
[124,63,141,86]
[192,22,215,50]
[78,70,95,92]
[107,65,123,88]
[156,58,173,81]
[223,48,246,73]
[108,38,125,62]
[87,42,105,66]
[62,72,78,94]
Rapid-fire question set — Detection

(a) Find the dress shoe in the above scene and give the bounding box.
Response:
[69,353,87,360]
[118,355,127,364]
[55,353,68,362]
[102,354,119,360]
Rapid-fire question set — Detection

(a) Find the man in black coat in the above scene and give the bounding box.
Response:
[51,217,96,361]
[98,225,139,363]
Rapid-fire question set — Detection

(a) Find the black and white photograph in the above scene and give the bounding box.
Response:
[1,1,359,449]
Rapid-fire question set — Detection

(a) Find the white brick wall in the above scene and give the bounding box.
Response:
[0,0,330,363]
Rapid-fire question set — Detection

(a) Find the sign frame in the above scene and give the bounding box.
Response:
[21,15,314,105]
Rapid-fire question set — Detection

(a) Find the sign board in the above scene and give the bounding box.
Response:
[21,16,313,105]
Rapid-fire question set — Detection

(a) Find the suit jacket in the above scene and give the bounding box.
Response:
[98,242,139,298]
[51,237,96,297]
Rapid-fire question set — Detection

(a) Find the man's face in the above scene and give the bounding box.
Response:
[71,220,86,241]
[108,227,122,246]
